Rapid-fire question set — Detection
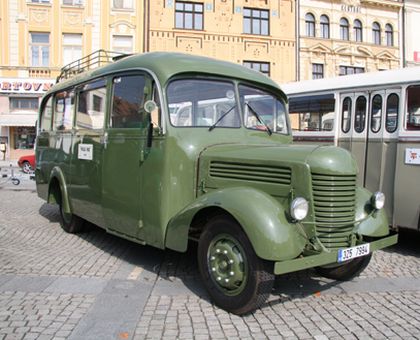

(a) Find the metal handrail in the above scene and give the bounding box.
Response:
[56,50,129,83]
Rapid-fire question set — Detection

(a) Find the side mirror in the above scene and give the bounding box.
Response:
[144,100,157,114]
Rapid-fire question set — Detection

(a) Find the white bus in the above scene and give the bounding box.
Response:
[282,67,420,231]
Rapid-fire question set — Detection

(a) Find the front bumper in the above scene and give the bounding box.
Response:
[273,231,398,275]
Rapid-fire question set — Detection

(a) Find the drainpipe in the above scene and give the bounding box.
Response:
[295,0,300,81]
[401,4,406,67]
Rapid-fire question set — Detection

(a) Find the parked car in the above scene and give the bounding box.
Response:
[18,154,35,173]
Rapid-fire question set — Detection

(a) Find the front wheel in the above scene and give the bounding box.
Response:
[197,215,274,315]
[316,253,372,281]
[59,202,85,234]
[22,161,33,174]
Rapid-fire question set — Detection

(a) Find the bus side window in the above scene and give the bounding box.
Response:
[341,97,352,133]
[76,79,107,130]
[354,96,367,133]
[39,96,53,132]
[111,74,153,129]
[370,94,382,133]
[54,90,75,131]
[406,85,420,131]
[386,93,399,133]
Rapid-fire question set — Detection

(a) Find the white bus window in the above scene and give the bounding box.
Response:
[406,85,420,131]
[76,80,106,130]
[386,93,399,133]
[112,75,152,128]
[341,97,352,133]
[370,94,382,133]
[288,95,335,131]
[54,90,74,131]
[354,96,366,133]
[39,96,53,132]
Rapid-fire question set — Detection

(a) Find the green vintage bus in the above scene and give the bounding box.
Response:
[35,51,397,314]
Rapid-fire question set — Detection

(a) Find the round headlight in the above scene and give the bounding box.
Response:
[371,191,385,210]
[290,197,309,221]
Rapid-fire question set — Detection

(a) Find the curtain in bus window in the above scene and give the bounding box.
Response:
[112,75,149,128]
[341,97,352,133]
[76,80,106,130]
[370,94,382,133]
[406,85,420,131]
[354,96,366,133]
[54,90,74,131]
[288,94,335,131]
[386,93,399,133]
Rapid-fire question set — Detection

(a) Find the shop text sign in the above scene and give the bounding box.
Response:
[0,78,55,94]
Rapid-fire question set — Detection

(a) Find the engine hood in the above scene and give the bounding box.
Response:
[199,143,358,175]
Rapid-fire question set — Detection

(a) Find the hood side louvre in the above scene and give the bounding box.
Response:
[209,161,291,186]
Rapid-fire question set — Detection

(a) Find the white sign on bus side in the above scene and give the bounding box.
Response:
[405,148,420,165]
[78,144,93,160]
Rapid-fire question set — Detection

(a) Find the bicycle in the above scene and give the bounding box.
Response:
[0,165,21,186]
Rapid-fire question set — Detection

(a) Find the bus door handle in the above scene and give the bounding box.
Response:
[101,132,108,149]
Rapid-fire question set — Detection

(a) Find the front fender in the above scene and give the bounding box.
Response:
[165,187,307,261]
[355,187,389,237]
[48,166,71,214]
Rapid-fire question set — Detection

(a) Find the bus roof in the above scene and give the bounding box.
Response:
[281,66,420,96]
[48,52,283,97]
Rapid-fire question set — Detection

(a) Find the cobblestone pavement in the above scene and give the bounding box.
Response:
[0,176,419,339]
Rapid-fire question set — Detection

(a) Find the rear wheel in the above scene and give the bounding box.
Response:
[316,254,372,281]
[59,199,84,234]
[197,215,274,315]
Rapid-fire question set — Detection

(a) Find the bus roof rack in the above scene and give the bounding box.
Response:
[56,49,128,83]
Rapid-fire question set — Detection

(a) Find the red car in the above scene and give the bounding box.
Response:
[17,154,36,173]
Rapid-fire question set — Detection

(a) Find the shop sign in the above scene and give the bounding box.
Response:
[0,78,55,94]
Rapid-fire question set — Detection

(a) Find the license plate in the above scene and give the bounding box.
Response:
[338,243,370,262]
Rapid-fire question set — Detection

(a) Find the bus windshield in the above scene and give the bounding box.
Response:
[167,78,288,134]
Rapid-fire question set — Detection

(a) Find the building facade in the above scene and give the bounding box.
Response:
[297,0,402,80]
[0,0,296,160]
[0,0,409,160]
[404,0,420,67]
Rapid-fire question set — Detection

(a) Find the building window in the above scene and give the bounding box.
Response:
[30,33,50,67]
[354,19,363,42]
[63,0,83,5]
[385,24,393,47]
[112,35,133,54]
[320,15,329,39]
[112,0,133,9]
[13,127,36,150]
[340,18,349,40]
[243,61,270,76]
[339,66,365,75]
[373,22,381,45]
[305,13,315,37]
[312,64,324,79]
[243,8,269,36]
[10,98,39,111]
[63,34,82,66]
[175,1,203,30]
[30,0,50,3]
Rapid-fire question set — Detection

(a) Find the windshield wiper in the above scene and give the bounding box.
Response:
[245,103,272,136]
[208,105,236,131]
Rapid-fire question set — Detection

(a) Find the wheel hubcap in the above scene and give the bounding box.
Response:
[208,235,247,294]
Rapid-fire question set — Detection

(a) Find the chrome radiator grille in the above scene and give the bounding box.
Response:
[311,172,357,249]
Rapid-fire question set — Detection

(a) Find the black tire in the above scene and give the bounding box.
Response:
[22,161,33,174]
[59,202,84,233]
[197,215,274,315]
[316,253,372,281]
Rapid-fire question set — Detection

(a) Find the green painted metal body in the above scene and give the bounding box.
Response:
[35,52,396,277]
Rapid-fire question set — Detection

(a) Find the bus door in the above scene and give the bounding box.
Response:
[338,93,368,185]
[364,90,386,193]
[101,74,153,240]
[70,79,107,227]
[365,90,400,222]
